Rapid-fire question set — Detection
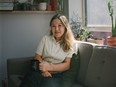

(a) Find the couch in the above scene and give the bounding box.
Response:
[7,41,116,87]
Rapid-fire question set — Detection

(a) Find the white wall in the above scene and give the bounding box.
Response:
[0,13,2,87]
[1,13,54,80]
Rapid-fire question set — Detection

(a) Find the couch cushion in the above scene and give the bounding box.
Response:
[62,53,80,87]
[72,83,85,87]
[77,42,95,84]
[9,75,23,87]
[84,46,116,87]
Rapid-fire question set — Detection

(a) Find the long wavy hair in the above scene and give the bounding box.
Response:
[49,14,74,52]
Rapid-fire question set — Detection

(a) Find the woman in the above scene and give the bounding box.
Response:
[19,14,75,87]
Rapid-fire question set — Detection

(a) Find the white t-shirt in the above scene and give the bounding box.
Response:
[36,35,76,64]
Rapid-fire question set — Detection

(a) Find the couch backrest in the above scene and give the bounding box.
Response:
[7,57,33,87]
[7,57,33,77]
[76,41,96,85]
[84,45,116,87]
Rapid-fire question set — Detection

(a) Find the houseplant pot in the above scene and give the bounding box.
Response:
[38,0,47,11]
[95,39,104,45]
[38,2,47,11]
[87,38,104,45]
[107,0,116,46]
[87,34,105,45]
[107,36,116,46]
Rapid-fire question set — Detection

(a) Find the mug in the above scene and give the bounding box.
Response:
[31,59,40,71]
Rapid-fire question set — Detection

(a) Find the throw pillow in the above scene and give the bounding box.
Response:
[62,53,80,87]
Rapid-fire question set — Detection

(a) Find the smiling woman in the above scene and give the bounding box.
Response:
[50,18,65,41]
[19,14,75,87]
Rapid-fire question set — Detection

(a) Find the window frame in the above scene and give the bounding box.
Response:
[82,0,112,32]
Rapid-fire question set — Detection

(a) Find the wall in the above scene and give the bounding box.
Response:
[0,13,2,86]
[0,13,54,82]
[63,0,69,18]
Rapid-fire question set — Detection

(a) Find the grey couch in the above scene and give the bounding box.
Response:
[7,41,116,87]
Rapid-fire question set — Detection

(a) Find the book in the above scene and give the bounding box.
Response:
[0,2,13,7]
[0,6,13,10]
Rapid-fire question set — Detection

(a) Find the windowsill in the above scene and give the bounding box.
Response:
[87,26,111,32]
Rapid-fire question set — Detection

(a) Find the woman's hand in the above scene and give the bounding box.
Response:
[41,71,52,77]
[39,62,50,72]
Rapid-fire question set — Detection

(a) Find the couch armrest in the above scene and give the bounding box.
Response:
[7,57,33,76]
[7,57,33,87]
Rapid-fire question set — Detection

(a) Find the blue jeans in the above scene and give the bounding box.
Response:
[19,70,62,87]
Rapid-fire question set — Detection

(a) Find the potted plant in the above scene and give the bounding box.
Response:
[87,35,105,45]
[55,0,64,14]
[107,0,116,46]
[70,12,92,41]
[79,27,91,41]
[70,12,81,40]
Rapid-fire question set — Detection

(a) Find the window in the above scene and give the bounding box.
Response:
[84,0,116,31]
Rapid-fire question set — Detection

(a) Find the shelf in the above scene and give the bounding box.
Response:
[0,11,55,14]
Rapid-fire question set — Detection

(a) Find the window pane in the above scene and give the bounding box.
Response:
[86,0,116,27]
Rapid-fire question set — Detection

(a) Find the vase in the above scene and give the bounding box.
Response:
[46,5,51,11]
[50,0,57,11]
[38,2,47,11]
[107,37,116,46]
[87,38,104,45]
[95,39,104,45]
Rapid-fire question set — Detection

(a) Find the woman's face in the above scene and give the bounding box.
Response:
[51,18,65,41]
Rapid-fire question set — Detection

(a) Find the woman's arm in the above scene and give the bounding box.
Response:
[39,57,71,72]
[35,53,52,77]
[34,53,43,62]
[49,57,71,72]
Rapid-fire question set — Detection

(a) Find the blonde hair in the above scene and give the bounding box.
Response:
[50,14,74,52]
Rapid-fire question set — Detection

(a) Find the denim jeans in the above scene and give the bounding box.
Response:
[19,70,62,87]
